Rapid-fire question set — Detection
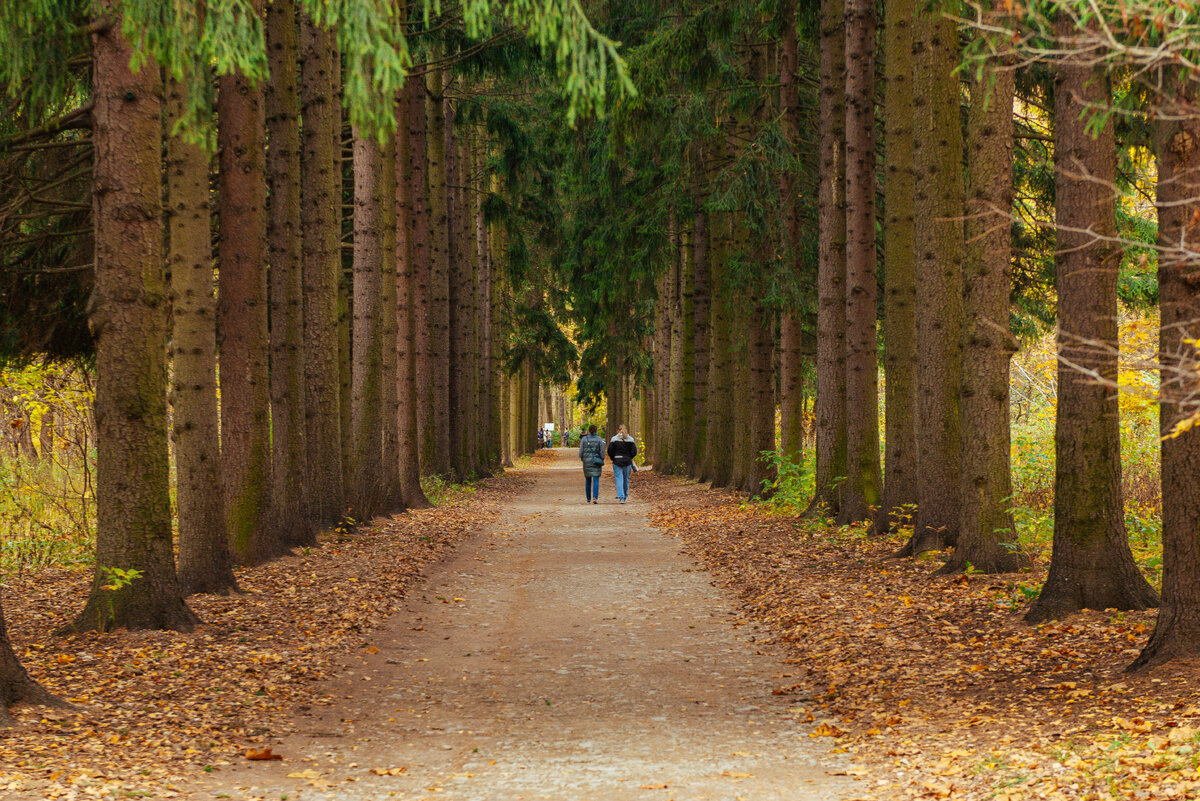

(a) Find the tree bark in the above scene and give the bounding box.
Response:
[166,77,235,596]
[395,81,431,508]
[691,210,710,478]
[300,13,345,522]
[939,58,1025,575]
[350,132,385,515]
[811,0,848,516]
[747,299,777,496]
[1131,71,1200,669]
[463,136,484,476]
[840,0,882,523]
[72,9,196,632]
[338,214,353,496]
[379,133,402,509]
[490,185,510,467]
[266,0,312,546]
[877,0,918,532]
[445,98,466,479]
[476,139,496,470]
[653,255,671,468]
[665,216,683,472]
[904,5,964,554]
[677,227,696,476]
[730,292,751,493]
[706,214,734,488]
[407,77,435,477]
[1026,24,1159,622]
[523,352,539,455]
[218,0,275,563]
[425,60,453,477]
[778,2,805,477]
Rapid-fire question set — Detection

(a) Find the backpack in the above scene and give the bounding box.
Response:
[582,437,604,467]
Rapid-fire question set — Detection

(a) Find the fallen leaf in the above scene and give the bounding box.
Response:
[245,748,283,761]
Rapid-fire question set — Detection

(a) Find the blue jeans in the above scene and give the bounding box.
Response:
[585,474,600,501]
[613,464,632,500]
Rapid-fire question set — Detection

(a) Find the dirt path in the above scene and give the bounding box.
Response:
[194,450,850,800]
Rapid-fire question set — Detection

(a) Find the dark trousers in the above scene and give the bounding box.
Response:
[585,474,600,501]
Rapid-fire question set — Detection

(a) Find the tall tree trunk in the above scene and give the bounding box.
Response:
[425,61,453,476]
[379,133,401,509]
[747,300,777,496]
[778,3,805,477]
[266,0,311,546]
[218,0,274,564]
[445,97,466,479]
[730,292,751,493]
[499,372,512,467]
[1026,24,1159,622]
[840,0,882,523]
[940,57,1025,575]
[878,0,918,531]
[779,314,805,471]
[73,11,196,632]
[811,0,848,516]
[667,220,684,471]
[166,77,235,596]
[338,211,353,495]
[490,191,509,468]
[395,82,430,508]
[408,77,435,477]
[1132,72,1200,669]
[350,133,385,515]
[476,141,495,469]
[507,372,521,461]
[653,258,671,467]
[904,5,964,554]
[300,14,345,522]
[678,228,696,476]
[523,353,539,454]
[463,137,483,476]
[691,210,710,478]
[706,214,734,488]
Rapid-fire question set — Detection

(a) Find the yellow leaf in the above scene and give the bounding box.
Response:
[1170,726,1196,743]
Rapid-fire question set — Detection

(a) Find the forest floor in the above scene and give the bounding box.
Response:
[642,474,1200,801]
[2,451,1198,800]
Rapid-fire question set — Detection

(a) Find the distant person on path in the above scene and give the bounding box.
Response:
[607,424,637,504]
[537,428,545,449]
[578,424,605,504]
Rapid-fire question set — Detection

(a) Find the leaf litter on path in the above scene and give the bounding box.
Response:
[640,473,1200,801]
[0,474,532,800]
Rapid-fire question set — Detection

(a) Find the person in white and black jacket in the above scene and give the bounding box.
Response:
[607,424,637,504]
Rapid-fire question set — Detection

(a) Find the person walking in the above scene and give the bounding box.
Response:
[578,424,605,503]
[607,424,637,504]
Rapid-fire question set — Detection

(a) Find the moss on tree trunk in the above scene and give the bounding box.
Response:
[1026,21,1158,622]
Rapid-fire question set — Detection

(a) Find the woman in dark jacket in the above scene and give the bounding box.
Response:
[578,424,605,503]
[607,424,637,504]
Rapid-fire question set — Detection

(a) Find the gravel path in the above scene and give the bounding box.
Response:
[195,450,850,800]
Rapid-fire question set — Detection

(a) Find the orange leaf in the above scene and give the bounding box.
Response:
[245,747,283,761]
